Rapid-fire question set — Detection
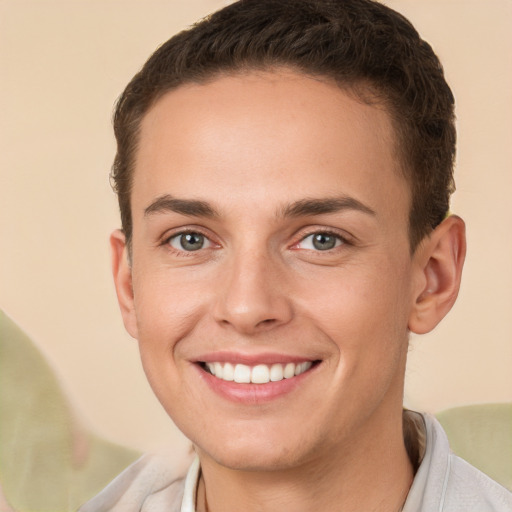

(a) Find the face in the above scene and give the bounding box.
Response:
[114,70,429,472]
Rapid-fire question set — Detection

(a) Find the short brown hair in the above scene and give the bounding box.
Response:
[112,0,455,251]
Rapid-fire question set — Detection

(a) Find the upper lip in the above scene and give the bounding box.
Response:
[194,351,318,366]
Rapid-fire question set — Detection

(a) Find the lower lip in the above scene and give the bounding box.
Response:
[195,363,319,404]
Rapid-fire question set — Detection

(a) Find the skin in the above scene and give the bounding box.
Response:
[111,70,466,512]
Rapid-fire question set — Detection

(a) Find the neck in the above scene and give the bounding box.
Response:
[196,406,414,512]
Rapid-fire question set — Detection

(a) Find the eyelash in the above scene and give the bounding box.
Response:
[162,228,217,256]
[293,229,350,252]
[161,227,351,256]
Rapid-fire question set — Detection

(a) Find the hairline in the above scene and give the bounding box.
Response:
[121,65,422,256]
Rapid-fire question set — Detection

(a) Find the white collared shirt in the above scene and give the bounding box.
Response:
[79,413,512,512]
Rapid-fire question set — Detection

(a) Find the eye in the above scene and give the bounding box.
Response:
[168,231,212,252]
[298,232,344,251]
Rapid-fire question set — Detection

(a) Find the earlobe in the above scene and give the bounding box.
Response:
[110,230,138,339]
[408,216,466,334]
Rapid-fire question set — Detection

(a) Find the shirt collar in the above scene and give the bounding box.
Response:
[181,455,201,512]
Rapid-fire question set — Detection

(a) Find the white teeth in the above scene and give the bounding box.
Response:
[214,362,223,379]
[204,361,313,384]
[270,363,283,382]
[222,362,234,381]
[234,364,251,383]
[283,363,295,379]
[295,362,312,375]
[251,364,270,384]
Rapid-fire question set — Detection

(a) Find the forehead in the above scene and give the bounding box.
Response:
[133,70,409,222]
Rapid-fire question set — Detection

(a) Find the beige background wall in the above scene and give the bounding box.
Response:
[1,0,511,454]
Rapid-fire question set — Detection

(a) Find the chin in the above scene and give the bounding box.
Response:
[203,446,303,472]
[192,423,319,472]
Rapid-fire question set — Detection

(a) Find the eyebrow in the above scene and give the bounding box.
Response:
[280,196,376,218]
[143,194,375,220]
[144,195,219,218]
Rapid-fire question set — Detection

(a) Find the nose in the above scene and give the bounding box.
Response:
[212,248,294,334]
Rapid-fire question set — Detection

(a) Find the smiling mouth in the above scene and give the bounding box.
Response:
[199,361,318,384]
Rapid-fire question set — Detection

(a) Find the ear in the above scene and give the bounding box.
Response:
[408,215,466,334]
[110,230,138,339]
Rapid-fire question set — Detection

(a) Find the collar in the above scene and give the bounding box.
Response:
[181,455,201,512]
[180,413,439,512]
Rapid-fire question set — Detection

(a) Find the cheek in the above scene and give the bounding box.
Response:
[132,266,209,346]
[131,271,201,413]
[298,258,412,358]
[130,265,219,412]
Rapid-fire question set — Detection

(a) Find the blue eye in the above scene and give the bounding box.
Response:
[168,232,211,252]
[299,232,343,251]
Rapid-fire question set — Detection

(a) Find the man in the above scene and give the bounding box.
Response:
[80,0,512,510]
